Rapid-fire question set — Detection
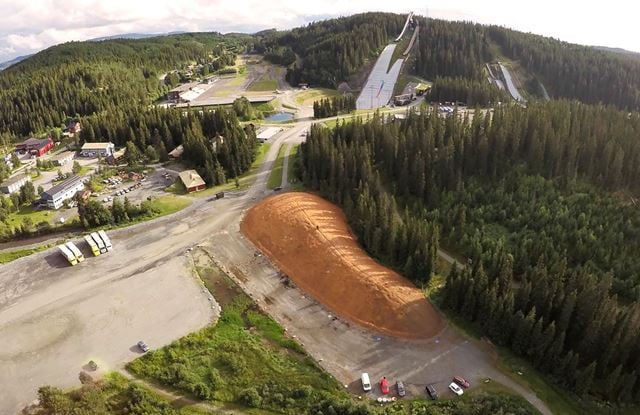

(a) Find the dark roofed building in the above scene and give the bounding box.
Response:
[16,137,54,156]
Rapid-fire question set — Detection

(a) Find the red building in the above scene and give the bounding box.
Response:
[16,137,54,156]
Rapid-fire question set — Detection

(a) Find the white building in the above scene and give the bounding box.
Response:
[41,175,85,209]
[256,127,282,142]
[80,142,115,158]
[50,151,75,166]
[0,174,31,194]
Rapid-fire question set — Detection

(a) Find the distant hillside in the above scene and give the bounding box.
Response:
[0,54,32,71]
[89,31,186,42]
[594,45,640,61]
[0,32,248,136]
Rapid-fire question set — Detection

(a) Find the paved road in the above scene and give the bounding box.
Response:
[0,112,551,415]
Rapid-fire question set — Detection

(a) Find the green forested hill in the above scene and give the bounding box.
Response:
[0,33,246,136]
[258,12,406,87]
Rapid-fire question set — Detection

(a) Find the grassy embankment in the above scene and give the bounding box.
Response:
[266,144,287,189]
[287,144,303,190]
[0,243,54,264]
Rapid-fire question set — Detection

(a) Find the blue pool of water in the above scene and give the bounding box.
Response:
[265,112,294,122]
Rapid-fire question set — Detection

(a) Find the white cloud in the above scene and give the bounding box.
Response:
[0,0,639,63]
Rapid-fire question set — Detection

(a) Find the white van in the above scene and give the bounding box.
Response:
[361,373,372,392]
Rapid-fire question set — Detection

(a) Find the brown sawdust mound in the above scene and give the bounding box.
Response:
[240,192,444,339]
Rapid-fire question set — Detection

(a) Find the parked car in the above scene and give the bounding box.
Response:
[453,376,470,388]
[448,382,463,396]
[137,340,149,352]
[426,384,438,400]
[380,377,389,394]
[361,373,372,392]
[396,380,406,397]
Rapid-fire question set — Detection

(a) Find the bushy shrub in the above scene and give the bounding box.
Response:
[239,387,262,407]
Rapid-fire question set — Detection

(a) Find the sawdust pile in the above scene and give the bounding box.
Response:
[240,192,443,339]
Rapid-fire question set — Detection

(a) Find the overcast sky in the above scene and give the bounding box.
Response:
[1,0,638,63]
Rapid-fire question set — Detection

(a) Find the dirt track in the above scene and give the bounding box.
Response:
[241,192,443,339]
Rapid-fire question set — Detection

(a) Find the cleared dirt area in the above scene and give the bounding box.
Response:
[240,192,443,339]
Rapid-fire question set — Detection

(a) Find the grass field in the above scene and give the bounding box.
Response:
[294,88,341,106]
[192,143,271,197]
[266,144,287,189]
[0,243,54,264]
[147,195,192,216]
[4,205,55,229]
[248,79,277,92]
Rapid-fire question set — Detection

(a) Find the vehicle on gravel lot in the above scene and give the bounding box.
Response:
[453,376,470,388]
[137,340,149,352]
[449,382,463,396]
[396,380,406,397]
[274,186,283,191]
[380,377,389,394]
[426,384,438,400]
[361,373,372,392]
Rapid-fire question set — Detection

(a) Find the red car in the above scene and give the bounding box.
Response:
[453,376,470,388]
[380,377,390,394]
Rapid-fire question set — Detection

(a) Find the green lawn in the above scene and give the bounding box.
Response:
[0,243,54,264]
[191,143,271,197]
[295,88,341,106]
[248,79,277,92]
[5,206,54,229]
[266,144,287,189]
[127,257,345,413]
[147,195,192,216]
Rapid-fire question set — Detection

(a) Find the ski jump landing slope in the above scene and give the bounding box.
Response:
[356,44,404,110]
[357,12,415,110]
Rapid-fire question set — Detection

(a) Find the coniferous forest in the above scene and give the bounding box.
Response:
[300,101,640,404]
[259,13,406,87]
[0,33,245,137]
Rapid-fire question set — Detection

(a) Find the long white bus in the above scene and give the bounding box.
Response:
[84,234,101,256]
[65,241,85,262]
[58,244,78,266]
[98,230,113,251]
[91,232,107,254]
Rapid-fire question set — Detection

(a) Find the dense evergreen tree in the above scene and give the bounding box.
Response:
[313,95,356,118]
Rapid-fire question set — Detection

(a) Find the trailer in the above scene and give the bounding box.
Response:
[215,192,225,199]
[91,232,108,253]
[84,234,101,256]
[58,244,78,266]
[65,241,85,262]
[98,230,113,251]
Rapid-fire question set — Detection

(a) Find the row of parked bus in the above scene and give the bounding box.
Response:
[58,230,113,266]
